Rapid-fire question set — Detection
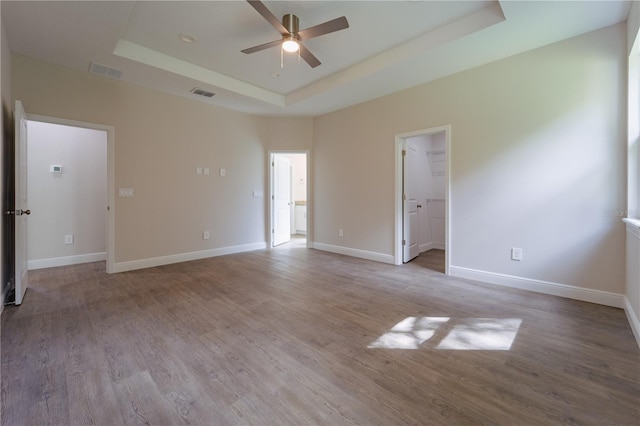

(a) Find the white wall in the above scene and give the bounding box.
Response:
[314,24,627,298]
[13,55,313,271]
[27,121,107,268]
[289,154,307,202]
[424,132,446,250]
[407,134,446,253]
[625,0,640,345]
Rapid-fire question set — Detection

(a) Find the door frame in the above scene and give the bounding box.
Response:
[268,150,310,248]
[394,125,451,273]
[28,114,115,273]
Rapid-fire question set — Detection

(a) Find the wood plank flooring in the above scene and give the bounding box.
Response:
[1,244,638,425]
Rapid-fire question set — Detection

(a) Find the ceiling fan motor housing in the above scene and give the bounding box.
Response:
[283,14,299,38]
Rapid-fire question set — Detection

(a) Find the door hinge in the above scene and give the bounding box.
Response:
[402,194,406,201]
[402,149,406,156]
[272,162,274,167]
[402,239,406,246]
[272,195,275,200]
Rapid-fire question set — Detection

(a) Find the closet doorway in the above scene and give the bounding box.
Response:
[394,126,450,273]
[269,151,309,248]
[26,116,114,272]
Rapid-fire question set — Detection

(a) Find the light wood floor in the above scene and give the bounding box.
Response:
[1,245,638,425]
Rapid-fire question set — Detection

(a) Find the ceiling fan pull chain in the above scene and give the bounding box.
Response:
[281,46,284,69]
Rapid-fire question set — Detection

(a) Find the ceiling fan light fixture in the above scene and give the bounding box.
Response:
[282,36,299,53]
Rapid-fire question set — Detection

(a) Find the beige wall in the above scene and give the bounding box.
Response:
[12,55,312,267]
[7,22,631,304]
[314,24,627,294]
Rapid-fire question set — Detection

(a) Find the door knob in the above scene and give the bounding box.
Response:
[417,204,422,208]
[4,209,30,215]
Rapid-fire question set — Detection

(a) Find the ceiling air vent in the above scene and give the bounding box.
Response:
[89,62,123,80]
[191,87,215,98]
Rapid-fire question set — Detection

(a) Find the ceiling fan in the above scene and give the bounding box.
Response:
[241,0,349,68]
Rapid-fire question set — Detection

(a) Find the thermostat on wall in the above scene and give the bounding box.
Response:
[50,165,63,174]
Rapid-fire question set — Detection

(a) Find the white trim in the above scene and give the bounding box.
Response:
[624,296,640,348]
[624,218,640,237]
[419,242,435,252]
[394,125,451,274]
[26,114,116,274]
[420,243,446,252]
[268,150,311,249]
[28,252,107,270]
[112,242,267,273]
[449,265,625,308]
[312,242,394,264]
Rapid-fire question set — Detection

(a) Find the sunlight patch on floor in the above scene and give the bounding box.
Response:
[368,317,522,350]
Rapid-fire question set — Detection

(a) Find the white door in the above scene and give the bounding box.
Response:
[14,101,29,304]
[273,155,291,246]
[403,142,419,263]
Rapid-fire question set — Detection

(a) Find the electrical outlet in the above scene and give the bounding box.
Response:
[338,228,344,237]
[64,234,74,245]
[511,247,523,261]
[203,230,210,240]
[118,188,134,197]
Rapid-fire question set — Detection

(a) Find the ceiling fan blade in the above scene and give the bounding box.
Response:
[299,43,321,68]
[298,16,349,41]
[242,39,283,54]
[247,0,288,36]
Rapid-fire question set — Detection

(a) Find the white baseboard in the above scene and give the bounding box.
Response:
[28,252,107,270]
[419,242,434,252]
[420,242,445,252]
[624,296,640,348]
[312,242,395,264]
[112,242,267,273]
[449,265,625,309]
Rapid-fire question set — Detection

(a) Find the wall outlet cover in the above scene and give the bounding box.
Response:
[511,247,523,261]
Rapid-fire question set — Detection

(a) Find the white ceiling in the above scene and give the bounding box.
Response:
[1,1,632,117]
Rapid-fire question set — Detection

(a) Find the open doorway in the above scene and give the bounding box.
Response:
[270,151,308,248]
[26,115,114,273]
[395,126,450,274]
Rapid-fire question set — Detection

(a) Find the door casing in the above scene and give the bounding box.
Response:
[14,101,28,304]
[394,125,451,272]
[268,150,310,248]
[27,113,115,273]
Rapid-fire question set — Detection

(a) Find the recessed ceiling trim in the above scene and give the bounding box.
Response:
[113,39,285,107]
[285,1,506,107]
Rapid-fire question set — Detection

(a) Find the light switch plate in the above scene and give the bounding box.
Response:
[119,188,134,197]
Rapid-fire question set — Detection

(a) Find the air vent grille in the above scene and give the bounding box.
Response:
[89,62,123,80]
[191,87,215,98]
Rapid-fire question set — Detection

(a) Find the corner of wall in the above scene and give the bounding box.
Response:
[0,11,13,316]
